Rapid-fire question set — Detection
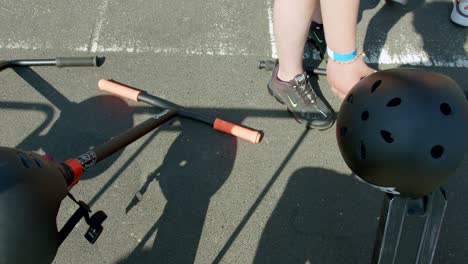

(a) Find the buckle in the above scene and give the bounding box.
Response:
[58,192,108,245]
[294,74,306,85]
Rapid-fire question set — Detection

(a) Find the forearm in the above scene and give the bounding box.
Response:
[320,0,360,54]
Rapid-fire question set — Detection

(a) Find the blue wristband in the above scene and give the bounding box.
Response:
[327,48,357,62]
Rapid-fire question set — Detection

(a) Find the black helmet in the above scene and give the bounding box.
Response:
[336,68,468,198]
[0,147,68,263]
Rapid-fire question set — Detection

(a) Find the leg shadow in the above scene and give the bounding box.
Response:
[117,116,238,263]
[363,0,426,69]
[412,1,467,97]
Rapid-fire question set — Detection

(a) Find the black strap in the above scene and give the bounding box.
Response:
[58,194,90,246]
[58,192,106,245]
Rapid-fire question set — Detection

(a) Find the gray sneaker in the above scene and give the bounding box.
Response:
[267,61,334,129]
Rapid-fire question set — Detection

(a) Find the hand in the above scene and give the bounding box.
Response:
[326,57,375,101]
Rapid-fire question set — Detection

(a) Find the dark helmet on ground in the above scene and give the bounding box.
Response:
[336,68,468,198]
[0,147,68,263]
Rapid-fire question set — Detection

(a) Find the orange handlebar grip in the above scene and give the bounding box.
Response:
[213,118,262,144]
[64,158,84,189]
[98,79,141,102]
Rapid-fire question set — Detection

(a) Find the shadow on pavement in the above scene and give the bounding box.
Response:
[363,0,466,96]
[434,154,468,263]
[117,117,238,264]
[254,5,467,260]
[254,167,382,264]
[363,0,426,69]
[2,66,322,264]
[254,155,468,264]
[412,1,468,97]
[11,67,135,181]
[212,128,310,263]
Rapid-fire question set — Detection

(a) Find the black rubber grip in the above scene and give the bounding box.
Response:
[0,60,10,70]
[257,60,276,71]
[312,68,327,76]
[56,57,98,67]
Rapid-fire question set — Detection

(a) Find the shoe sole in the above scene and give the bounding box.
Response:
[451,0,468,26]
[267,85,335,130]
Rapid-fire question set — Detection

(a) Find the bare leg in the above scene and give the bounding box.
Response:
[274,0,320,81]
[320,0,359,54]
[320,0,375,101]
[312,1,322,24]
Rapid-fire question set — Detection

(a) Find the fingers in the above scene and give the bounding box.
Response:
[336,68,376,101]
[326,59,377,102]
[361,65,377,78]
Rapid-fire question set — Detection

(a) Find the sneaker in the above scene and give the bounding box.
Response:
[307,22,327,60]
[267,61,334,129]
[451,0,468,26]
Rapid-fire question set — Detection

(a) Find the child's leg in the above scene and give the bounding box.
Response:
[274,0,320,81]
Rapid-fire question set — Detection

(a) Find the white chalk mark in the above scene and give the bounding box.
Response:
[90,0,109,52]
[267,1,277,58]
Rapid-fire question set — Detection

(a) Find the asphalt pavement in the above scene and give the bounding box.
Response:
[0,0,467,263]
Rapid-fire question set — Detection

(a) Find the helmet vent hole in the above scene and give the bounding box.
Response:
[380,130,394,143]
[347,94,354,103]
[431,145,444,159]
[33,158,43,168]
[17,152,31,168]
[340,126,348,138]
[387,98,402,107]
[371,80,382,93]
[360,141,367,159]
[361,111,369,121]
[440,103,452,115]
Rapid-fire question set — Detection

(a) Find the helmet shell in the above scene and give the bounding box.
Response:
[0,147,68,263]
[336,68,468,198]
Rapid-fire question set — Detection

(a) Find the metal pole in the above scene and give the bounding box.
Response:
[372,189,447,264]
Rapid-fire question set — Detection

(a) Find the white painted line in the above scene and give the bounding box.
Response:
[90,0,109,52]
[267,1,277,59]
[1,7,13,14]
[365,47,468,68]
[0,38,251,56]
[0,39,52,50]
[0,38,466,68]
[93,44,250,56]
[75,44,89,52]
[0,3,466,68]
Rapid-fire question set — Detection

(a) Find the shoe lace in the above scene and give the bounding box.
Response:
[293,74,317,105]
